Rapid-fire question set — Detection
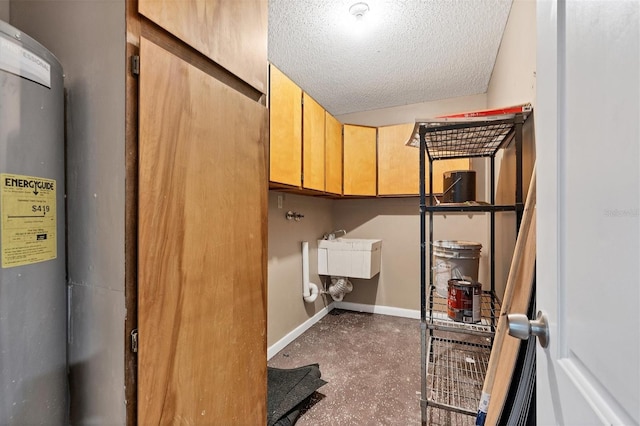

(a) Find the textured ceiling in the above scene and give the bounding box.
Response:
[268,0,514,116]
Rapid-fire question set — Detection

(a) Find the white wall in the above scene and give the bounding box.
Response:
[487,0,537,109]
[9,2,126,423]
[487,0,537,299]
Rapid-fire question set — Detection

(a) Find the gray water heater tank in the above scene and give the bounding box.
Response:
[0,20,67,423]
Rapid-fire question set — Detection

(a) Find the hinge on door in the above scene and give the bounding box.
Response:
[131,55,140,76]
[301,172,304,183]
[130,329,138,353]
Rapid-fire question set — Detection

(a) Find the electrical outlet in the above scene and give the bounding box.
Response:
[277,194,283,209]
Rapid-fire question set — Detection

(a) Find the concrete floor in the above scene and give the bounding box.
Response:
[268,308,487,425]
[268,309,422,425]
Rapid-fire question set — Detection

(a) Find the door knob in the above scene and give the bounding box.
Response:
[507,310,549,348]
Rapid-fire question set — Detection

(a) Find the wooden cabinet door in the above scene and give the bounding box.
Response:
[378,123,470,195]
[302,93,325,191]
[378,123,416,195]
[138,37,267,425]
[269,66,302,187]
[325,112,343,195]
[343,124,377,196]
[138,0,267,93]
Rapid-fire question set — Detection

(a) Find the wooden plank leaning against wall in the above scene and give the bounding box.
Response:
[125,1,268,424]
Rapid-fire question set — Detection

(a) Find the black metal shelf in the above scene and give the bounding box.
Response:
[426,336,491,417]
[416,110,530,425]
[425,407,476,426]
[427,291,501,337]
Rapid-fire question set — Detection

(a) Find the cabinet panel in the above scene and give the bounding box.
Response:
[269,66,302,186]
[378,123,470,195]
[138,0,267,93]
[343,125,377,196]
[138,37,267,425]
[302,93,325,191]
[325,112,343,195]
[378,123,416,195]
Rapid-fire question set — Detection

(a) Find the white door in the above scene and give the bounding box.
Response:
[536,1,639,424]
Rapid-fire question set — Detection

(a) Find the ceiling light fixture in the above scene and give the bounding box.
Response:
[349,2,370,20]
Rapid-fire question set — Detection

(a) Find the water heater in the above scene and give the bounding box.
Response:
[0,20,67,423]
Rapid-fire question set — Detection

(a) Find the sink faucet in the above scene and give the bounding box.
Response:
[324,229,346,240]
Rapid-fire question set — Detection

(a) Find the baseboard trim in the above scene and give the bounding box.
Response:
[334,301,420,319]
[267,303,335,360]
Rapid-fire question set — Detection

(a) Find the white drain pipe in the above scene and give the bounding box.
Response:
[301,241,319,303]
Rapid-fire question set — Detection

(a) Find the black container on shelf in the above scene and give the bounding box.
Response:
[442,170,476,203]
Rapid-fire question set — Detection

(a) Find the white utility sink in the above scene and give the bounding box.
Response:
[317,238,382,279]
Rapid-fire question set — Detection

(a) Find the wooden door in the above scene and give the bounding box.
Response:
[138,37,267,424]
[536,1,639,424]
[269,65,302,187]
[325,112,343,195]
[138,0,267,92]
[302,93,325,191]
[343,124,377,196]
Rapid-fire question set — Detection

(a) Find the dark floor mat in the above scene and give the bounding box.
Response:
[267,364,327,426]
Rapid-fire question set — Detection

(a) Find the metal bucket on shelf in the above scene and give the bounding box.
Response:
[432,240,482,298]
[442,170,476,203]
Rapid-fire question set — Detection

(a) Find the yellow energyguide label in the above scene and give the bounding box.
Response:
[1,173,57,268]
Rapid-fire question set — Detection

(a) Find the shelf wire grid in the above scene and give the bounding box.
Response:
[423,120,515,159]
[427,291,501,335]
[426,336,491,417]
[427,406,477,426]
[406,115,520,159]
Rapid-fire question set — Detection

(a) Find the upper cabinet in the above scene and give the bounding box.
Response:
[378,123,470,195]
[325,112,343,195]
[302,93,325,191]
[138,0,267,93]
[343,125,377,196]
[378,123,417,195]
[269,66,336,193]
[269,66,302,187]
[267,67,472,198]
